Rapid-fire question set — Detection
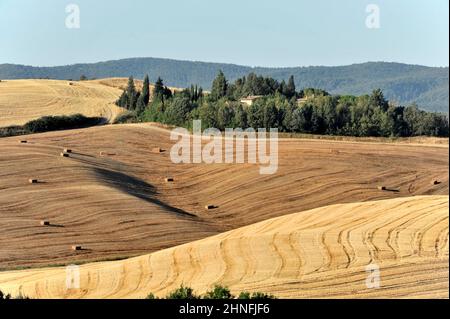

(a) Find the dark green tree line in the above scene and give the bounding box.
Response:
[116,71,449,137]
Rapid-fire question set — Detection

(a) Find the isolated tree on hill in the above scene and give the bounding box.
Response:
[211,70,228,101]
[79,75,87,81]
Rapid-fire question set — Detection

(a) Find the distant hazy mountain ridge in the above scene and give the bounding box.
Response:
[0,58,448,112]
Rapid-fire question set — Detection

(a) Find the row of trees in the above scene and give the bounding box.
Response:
[116,72,449,137]
[210,71,298,101]
[116,75,173,113]
[146,284,274,300]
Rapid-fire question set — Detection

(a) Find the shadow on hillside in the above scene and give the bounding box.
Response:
[385,188,400,193]
[92,167,197,218]
[48,223,65,228]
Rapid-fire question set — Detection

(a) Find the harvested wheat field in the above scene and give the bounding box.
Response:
[0,196,447,299]
[0,79,125,127]
[0,124,448,270]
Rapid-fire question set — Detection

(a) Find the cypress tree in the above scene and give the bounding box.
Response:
[136,95,145,114]
[211,70,228,101]
[153,77,165,99]
[279,80,286,96]
[116,91,128,108]
[285,75,296,99]
[142,74,150,106]
[126,76,137,110]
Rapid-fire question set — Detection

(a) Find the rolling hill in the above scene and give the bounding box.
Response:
[0,195,447,299]
[0,59,448,113]
[0,79,125,127]
[0,123,447,270]
[0,78,186,128]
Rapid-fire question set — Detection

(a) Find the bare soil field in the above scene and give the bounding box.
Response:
[0,124,447,270]
[0,79,125,127]
[0,196,447,299]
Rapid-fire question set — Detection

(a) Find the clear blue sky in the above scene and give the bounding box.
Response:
[0,0,448,67]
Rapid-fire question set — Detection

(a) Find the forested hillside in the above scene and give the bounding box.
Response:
[0,58,448,112]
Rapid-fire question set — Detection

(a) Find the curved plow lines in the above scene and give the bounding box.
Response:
[0,196,447,299]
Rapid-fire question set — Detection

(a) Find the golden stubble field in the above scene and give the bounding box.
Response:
[0,124,448,269]
[0,80,448,298]
[0,79,127,127]
[0,195,447,299]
